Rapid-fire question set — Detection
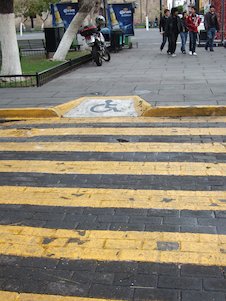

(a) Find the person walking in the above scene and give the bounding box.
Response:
[165,7,182,57]
[204,5,219,52]
[180,11,188,54]
[187,6,201,56]
[159,9,170,52]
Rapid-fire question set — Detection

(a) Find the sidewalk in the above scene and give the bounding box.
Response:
[1,28,226,108]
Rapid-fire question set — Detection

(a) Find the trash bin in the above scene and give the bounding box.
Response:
[111,29,123,52]
[101,27,111,42]
[44,27,65,54]
[124,36,133,49]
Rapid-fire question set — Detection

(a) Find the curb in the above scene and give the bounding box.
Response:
[0,108,60,119]
[143,106,226,117]
[1,101,226,120]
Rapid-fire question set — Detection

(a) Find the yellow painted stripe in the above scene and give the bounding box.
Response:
[1,116,226,125]
[1,127,226,137]
[1,186,226,211]
[0,142,225,153]
[0,291,118,301]
[0,225,226,266]
[1,160,226,176]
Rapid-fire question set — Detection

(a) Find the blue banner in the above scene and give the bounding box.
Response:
[108,4,134,36]
[51,3,78,28]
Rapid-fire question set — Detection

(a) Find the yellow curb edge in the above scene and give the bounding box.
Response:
[0,107,60,119]
[1,97,226,119]
[143,105,226,117]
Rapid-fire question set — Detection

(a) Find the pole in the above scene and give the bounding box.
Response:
[221,0,225,43]
[103,0,107,23]
[146,16,149,30]
[145,0,149,30]
[20,22,23,36]
[160,0,162,18]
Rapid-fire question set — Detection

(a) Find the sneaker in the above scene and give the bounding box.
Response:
[171,53,176,57]
[167,51,171,55]
[205,45,208,51]
[210,49,214,52]
[189,51,192,55]
[193,52,197,56]
[182,50,186,54]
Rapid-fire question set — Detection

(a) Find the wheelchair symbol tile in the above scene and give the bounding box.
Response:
[64,98,138,118]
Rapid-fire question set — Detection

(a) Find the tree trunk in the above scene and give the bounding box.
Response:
[0,0,22,75]
[53,0,98,61]
[30,16,34,29]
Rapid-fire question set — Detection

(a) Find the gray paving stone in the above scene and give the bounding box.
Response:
[182,291,226,301]
[158,276,202,290]
[1,29,226,108]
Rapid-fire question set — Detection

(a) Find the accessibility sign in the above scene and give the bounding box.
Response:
[63,97,138,118]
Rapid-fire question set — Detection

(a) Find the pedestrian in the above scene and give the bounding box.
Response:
[159,9,170,52]
[186,6,201,56]
[180,11,188,54]
[204,5,219,52]
[155,17,159,27]
[165,7,182,57]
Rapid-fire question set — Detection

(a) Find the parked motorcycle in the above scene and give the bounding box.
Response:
[80,16,111,67]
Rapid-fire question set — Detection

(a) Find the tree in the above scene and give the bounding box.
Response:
[53,0,102,61]
[0,0,22,75]
[177,5,184,14]
[14,0,58,29]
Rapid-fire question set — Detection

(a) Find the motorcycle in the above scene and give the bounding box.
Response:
[80,24,111,67]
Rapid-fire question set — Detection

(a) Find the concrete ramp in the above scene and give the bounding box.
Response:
[55,96,151,118]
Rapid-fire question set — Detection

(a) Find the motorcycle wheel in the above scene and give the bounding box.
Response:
[102,48,111,62]
[92,46,102,66]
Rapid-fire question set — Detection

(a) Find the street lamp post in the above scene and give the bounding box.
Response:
[160,0,162,18]
[103,0,108,25]
[221,0,225,43]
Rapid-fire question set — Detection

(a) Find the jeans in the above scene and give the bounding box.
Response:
[168,33,178,54]
[189,32,197,53]
[206,28,216,50]
[180,32,188,52]
[160,33,168,50]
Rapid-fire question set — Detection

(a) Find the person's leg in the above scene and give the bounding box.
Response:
[163,34,167,49]
[160,34,166,50]
[172,33,178,54]
[190,32,194,53]
[193,32,197,53]
[210,28,216,51]
[166,36,170,53]
[189,32,192,52]
[168,35,172,54]
[184,32,188,47]
[189,32,194,53]
[180,32,185,52]
[206,29,214,50]
[183,32,188,53]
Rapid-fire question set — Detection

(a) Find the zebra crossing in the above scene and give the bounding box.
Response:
[0,116,226,301]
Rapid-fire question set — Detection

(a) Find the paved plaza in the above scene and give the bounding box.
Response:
[1,28,226,108]
[0,28,226,301]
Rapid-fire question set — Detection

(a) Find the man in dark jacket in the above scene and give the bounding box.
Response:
[165,7,182,57]
[204,5,219,51]
[159,9,170,52]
